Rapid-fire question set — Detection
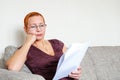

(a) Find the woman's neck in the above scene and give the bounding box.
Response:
[34,39,55,56]
[34,39,47,47]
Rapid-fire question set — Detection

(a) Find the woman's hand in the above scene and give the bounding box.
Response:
[25,34,36,45]
[68,66,82,80]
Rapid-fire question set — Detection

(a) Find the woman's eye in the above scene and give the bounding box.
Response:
[40,25,44,27]
[31,26,36,28]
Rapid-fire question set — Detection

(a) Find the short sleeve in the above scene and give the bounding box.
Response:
[49,39,64,51]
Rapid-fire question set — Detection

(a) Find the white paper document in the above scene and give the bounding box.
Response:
[53,41,90,80]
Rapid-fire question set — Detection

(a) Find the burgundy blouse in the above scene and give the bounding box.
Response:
[25,39,73,80]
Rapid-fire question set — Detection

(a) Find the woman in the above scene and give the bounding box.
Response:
[6,12,81,80]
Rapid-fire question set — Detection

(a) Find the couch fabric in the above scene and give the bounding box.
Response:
[80,46,120,80]
[0,46,120,80]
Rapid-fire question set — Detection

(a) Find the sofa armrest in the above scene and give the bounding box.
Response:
[0,69,45,80]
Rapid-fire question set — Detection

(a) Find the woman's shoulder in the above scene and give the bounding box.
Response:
[48,39,64,45]
[48,39,64,50]
[48,39,63,43]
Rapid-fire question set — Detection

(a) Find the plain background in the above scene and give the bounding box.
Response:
[0,0,120,56]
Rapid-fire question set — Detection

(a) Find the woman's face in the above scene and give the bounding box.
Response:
[26,15,46,40]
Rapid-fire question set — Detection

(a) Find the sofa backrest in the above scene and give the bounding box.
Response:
[0,45,32,73]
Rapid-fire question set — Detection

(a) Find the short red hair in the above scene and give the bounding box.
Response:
[24,12,45,29]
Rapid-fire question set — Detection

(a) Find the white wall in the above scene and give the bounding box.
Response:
[0,0,120,56]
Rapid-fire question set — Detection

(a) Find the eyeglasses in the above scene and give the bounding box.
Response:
[29,24,47,31]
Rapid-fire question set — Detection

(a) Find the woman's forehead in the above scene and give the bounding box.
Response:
[28,16,44,24]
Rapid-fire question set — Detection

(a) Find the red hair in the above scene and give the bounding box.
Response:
[24,12,45,29]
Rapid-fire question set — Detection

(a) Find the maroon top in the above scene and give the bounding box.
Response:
[25,39,73,80]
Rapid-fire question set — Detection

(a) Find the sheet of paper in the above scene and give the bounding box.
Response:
[53,41,90,80]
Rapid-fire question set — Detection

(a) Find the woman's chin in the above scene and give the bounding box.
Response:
[36,37,44,41]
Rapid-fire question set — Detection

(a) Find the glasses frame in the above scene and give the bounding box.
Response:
[28,24,47,31]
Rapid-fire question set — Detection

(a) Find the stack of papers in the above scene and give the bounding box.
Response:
[53,41,90,80]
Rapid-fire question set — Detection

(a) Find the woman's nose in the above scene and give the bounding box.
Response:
[36,26,41,31]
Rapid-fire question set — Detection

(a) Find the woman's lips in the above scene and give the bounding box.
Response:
[36,34,42,36]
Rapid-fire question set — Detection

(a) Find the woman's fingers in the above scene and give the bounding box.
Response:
[68,66,82,79]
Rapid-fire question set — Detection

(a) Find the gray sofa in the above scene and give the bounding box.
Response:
[0,46,120,80]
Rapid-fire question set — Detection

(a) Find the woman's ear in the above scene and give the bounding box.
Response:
[24,26,27,33]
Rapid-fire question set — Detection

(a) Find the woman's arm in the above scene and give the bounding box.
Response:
[62,45,67,53]
[6,34,36,71]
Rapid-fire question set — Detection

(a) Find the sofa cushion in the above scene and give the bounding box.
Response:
[2,45,32,73]
[0,58,5,68]
[80,46,120,80]
[0,68,45,80]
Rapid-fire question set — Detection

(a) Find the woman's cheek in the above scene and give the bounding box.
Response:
[28,31,36,35]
